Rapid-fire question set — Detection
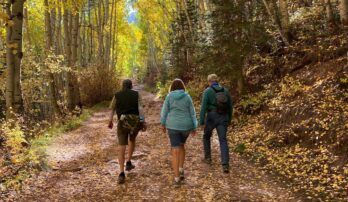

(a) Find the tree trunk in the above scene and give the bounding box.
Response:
[106,0,115,70]
[340,0,348,27]
[63,7,71,66]
[325,0,336,25]
[44,0,61,118]
[71,12,81,108]
[262,0,289,46]
[55,0,62,55]
[51,7,56,47]
[44,0,52,49]
[79,13,84,66]
[111,0,118,68]
[181,0,194,42]
[88,0,93,63]
[96,2,104,65]
[71,13,79,66]
[5,0,24,119]
[279,0,290,38]
[23,8,31,46]
[63,4,74,111]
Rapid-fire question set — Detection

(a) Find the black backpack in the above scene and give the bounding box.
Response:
[211,87,228,114]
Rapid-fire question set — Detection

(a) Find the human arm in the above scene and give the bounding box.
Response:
[226,89,233,124]
[160,95,170,128]
[138,93,145,122]
[108,96,117,129]
[199,90,208,126]
[188,95,198,130]
[138,93,147,131]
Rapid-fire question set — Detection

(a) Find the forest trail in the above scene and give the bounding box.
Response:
[8,86,300,201]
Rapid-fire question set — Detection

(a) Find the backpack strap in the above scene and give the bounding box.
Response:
[211,86,225,93]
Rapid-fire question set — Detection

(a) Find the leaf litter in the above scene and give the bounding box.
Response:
[4,88,300,201]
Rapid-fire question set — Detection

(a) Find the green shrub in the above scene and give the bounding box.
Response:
[280,76,305,98]
[156,81,171,99]
[234,143,246,154]
[239,90,272,114]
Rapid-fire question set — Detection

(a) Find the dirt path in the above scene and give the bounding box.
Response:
[7,87,300,201]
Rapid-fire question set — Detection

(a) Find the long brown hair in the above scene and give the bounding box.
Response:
[170,79,186,92]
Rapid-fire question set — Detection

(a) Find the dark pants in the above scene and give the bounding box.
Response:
[203,111,230,166]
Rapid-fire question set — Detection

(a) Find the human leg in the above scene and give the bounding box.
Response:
[203,112,215,162]
[179,132,189,169]
[127,139,135,161]
[216,119,230,173]
[172,147,180,179]
[117,122,129,183]
[126,138,136,171]
[118,145,127,173]
[203,126,214,162]
[168,129,184,186]
[179,145,185,170]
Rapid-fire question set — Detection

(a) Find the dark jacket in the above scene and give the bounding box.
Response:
[199,83,233,125]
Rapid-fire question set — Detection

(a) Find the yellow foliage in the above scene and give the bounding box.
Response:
[280,75,306,98]
[1,122,27,165]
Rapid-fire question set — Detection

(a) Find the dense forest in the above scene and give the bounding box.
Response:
[0,0,347,201]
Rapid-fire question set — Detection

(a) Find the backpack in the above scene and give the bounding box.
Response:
[211,87,228,114]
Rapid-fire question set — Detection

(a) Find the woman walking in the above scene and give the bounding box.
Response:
[160,79,197,187]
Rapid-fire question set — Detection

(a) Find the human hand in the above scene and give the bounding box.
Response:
[191,130,197,137]
[108,121,113,129]
[162,125,166,133]
[141,122,147,132]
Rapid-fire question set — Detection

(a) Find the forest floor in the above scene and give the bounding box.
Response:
[5,86,302,201]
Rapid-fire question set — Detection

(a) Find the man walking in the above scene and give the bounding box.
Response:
[199,74,233,173]
[108,79,146,184]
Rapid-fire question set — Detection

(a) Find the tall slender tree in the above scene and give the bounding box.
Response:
[5,0,25,119]
[279,0,290,39]
[44,0,61,117]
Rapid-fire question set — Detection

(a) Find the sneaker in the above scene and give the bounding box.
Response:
[125,161,135,171]
[222,165,229,174]
[203,157,212,165]
[118,172,126,184]
[173,179,181,188]
[179,170,185,181]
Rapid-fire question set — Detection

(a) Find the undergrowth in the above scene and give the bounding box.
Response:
[231,70,348,200]
[0,102,108,191]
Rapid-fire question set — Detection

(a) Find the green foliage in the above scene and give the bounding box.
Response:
[168,0,198,81]
[185,80,206,101]
[234,143,246,154]
[280,76,306,98]
[1,122,27,165]
[340,77,348,84]
[239,90,273,114]
[0,120,37,190]
[156,80,171,99]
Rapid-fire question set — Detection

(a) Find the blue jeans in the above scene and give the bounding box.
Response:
[203,111,230,166]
